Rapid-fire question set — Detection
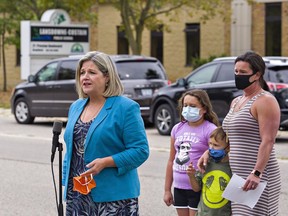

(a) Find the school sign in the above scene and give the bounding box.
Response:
[21,9,89,79]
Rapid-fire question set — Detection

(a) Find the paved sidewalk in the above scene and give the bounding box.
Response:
[1,107,287,215]
[0,108,11,116]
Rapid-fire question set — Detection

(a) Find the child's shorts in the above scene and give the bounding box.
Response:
[173,187,201,210]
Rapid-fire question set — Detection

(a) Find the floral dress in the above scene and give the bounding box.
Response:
[65,118,139,216]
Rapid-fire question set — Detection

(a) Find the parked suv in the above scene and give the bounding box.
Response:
[149,57,288,135]
[11,55,169,124]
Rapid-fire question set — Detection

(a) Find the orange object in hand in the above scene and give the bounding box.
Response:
[73,174,96,195]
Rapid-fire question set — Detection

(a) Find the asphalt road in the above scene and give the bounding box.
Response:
[0,108,287,215]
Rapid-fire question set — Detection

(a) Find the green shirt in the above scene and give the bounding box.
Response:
[195,159,232,216]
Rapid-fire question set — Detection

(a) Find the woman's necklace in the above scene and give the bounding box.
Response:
[81,101,105,123]
[234,89,263,112]
[79,101,105,154]
[234,96,250,112]
[79,122,90,155]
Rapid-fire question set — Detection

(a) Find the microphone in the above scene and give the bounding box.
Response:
[51,121,63,163]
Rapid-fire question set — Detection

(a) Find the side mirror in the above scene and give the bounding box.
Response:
[28,75,36,83]
[176,78,186,87]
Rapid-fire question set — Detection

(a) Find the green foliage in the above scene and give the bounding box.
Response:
[0,0,97,49]
[0,0,97,91]
[63,0,97,24]
[191,54,227,69]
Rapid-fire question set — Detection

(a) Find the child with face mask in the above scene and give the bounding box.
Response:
[163,89,220,216]
[187,126,232,216]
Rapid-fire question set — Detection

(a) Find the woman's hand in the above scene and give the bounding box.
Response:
[241,174,261,191]
[197,150,209,173]
[81,156,116,177]
[81,158,106,177]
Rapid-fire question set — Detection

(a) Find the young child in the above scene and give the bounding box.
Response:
[187,126,232,216]
[163,89,219,216]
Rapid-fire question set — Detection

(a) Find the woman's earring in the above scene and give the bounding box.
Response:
[105,82,108,87]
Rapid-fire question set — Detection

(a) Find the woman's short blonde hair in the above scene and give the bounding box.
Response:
[75,51,124,98]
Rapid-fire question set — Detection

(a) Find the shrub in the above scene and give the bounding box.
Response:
[191,54,227,69]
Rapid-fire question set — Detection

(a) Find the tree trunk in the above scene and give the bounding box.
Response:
[1,32,7,92]
[120,0,140,55]
[134,25,143,55]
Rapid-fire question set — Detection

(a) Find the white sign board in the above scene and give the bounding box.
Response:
[21,9,89,79]
[30,25,89,55]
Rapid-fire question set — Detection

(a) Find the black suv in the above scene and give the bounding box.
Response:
[11,55,168,124]
[149,57,288,135]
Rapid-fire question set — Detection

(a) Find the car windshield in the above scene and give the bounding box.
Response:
[115,61,166,80]
[37,62,58,81]
[266,67,288,83]
[187,64,217,86]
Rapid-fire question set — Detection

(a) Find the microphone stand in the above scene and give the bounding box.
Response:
[54,139,64,216]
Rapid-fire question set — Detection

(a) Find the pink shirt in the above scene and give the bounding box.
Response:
[171,120,217,189]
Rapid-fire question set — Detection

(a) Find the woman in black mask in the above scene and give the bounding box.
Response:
[198,51,281,216]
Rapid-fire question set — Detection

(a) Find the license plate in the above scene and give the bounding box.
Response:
[141,89,153,96]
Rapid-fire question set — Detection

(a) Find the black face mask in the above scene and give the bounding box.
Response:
[234,74,255,90]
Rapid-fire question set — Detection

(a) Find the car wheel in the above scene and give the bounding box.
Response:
[154,104,175,135]
[14,98,35,124]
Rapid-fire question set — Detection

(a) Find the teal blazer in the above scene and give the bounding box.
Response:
[62,96,149,202]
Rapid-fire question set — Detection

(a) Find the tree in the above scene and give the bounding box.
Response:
[0,14,8,92]
[0,0,96,91]
[100,0,233,55]
[0,0,20,91]
[0,0,55,91]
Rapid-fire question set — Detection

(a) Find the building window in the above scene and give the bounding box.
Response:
[150,25,163,63]
[117,26,129,54]
[185,23,200,66]
[265,2,281,56]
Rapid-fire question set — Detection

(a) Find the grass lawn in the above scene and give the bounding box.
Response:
[0,90,12,108]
